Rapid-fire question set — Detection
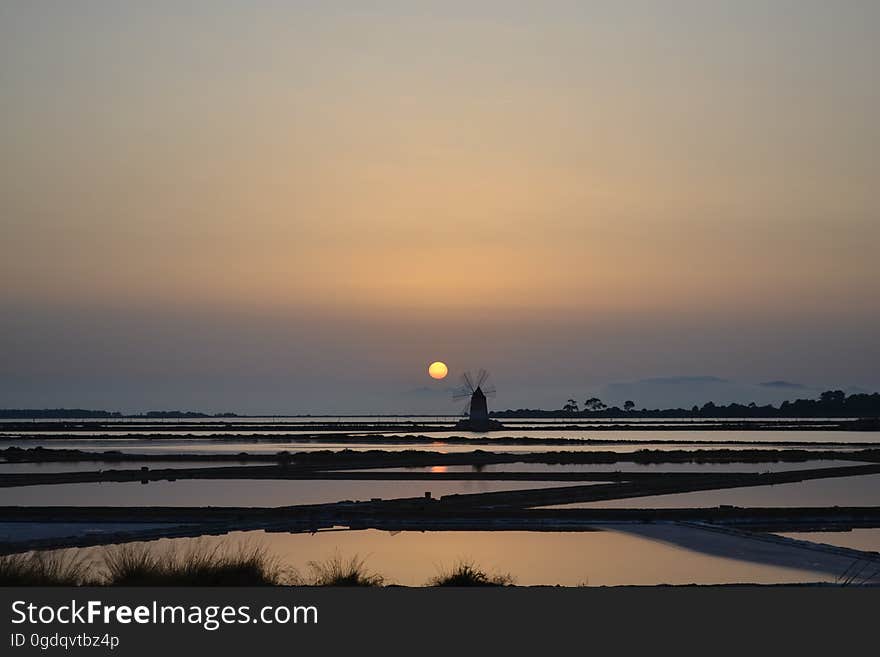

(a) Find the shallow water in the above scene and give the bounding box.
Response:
[0,416,462,425]
[0,522,180,543]
[0,417,844,424]
[357,430,870,444]
[1,429,872,444]
[0,459,858,476]
[76,526,845,586]
[777,529,880,554]
[0,479,583,507]
[0,461,263,474]
[355,460,860,474]
[543,473,880,509]
[0,437,869,456]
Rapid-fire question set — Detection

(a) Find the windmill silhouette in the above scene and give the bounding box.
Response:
[452,369,503,431]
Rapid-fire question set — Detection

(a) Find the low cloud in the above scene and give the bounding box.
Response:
[598,376,820,409]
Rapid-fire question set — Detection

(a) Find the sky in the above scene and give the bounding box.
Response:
[2,1,878,413]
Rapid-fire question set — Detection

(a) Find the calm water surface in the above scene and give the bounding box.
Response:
[0,479,583,507]
[0,461,263,473]
[0,460,860,475]
[71,527,846,586]
[1,437,870,456]
[545,473,880,509]
[777,529,880,554]
[356,460,860,474]
[1,429,871,444]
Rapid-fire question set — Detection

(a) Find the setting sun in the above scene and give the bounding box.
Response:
[428,361,448,380]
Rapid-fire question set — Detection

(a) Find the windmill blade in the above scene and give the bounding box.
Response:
[451,388,472,400]
[459,399,471,416]
[462,371,476,392]
[482,385,497,397]
[475,369,489,388]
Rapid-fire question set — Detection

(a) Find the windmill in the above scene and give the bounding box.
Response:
[452,369,503,431]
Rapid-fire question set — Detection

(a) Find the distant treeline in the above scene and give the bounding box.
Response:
[0,409,239,419]
[3,390,879,419]
[492,390,880,419]
[0,409,123,419]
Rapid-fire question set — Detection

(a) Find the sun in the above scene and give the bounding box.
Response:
[428,361,448,380]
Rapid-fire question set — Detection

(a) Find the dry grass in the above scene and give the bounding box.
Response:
[0,550,97,586]
[2,544,518,587]
[429,560,515,587]
[102,542,288,586]
[302,552,385,586]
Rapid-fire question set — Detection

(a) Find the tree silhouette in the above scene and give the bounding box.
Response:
[623,400,635,412]
[562,399,579,414]
[820,390,846,405]
[584,397,607,412]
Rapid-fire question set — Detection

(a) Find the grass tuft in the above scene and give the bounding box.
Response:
[103,542,286,586]
[0,550,96,586]
[304,552,385,586]
[3,545,517,587]
[429,560,515,587]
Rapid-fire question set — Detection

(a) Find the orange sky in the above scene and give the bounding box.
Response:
[1,2,878,412]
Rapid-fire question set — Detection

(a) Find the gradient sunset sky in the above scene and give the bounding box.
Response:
[2,1,878,413]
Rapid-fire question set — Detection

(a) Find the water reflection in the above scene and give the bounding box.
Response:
[0,461,262,474]
[2,429,868,445]
[0,437,867,456]
[96,527,838,586]
[777,529,880,554]
[359,461,859,474]
[546,473,880,509]
[0,479,581,507]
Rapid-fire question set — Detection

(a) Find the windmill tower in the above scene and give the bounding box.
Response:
[453,369,503,431]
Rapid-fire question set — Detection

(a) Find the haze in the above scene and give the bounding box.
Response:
[2,1,878,413]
